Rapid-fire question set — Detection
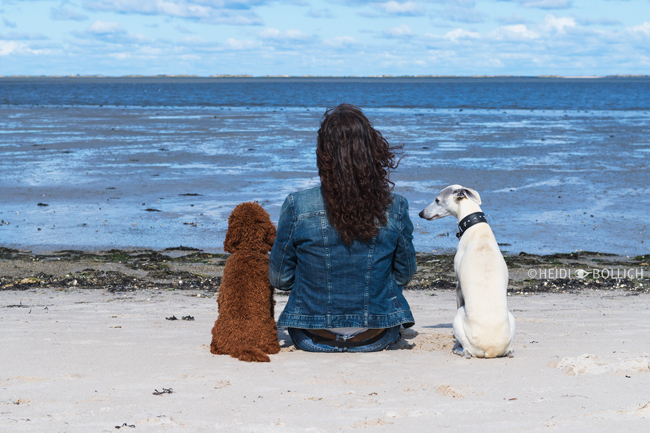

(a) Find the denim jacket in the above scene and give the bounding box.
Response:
[269,186,416,329]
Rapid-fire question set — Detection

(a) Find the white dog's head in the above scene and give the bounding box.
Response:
[418,184,482,220]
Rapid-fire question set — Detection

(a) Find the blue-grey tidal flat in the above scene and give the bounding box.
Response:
[1,78,648,255]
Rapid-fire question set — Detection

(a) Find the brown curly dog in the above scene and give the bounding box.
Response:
[210,202,281,362]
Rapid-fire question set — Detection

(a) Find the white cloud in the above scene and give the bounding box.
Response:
[375,1,425,16]
[286,29,309,39]
[225,37,260,50]
[0,40,20,55]
[543,14,576,33]
[444,28,480,41]
[259,27,281,38]
[86,21,127,35]
[382,24,413,38]
[492,24,540,40]
[0,40,46,56]
[629,22,650,36]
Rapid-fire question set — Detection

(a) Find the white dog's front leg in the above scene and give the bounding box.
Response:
[452,307,474,358]
[456,283,464,309]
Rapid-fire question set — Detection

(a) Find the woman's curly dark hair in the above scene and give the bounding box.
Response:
[317,103,401,245]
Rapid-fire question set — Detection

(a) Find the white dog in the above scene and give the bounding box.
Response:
[419,185,515,358]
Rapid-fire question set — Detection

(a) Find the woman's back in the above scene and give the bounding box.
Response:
[269,186,416,329]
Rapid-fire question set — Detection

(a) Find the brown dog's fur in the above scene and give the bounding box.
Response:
[209,202,280,362]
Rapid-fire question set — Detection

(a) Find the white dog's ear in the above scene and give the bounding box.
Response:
[453,187,482,205]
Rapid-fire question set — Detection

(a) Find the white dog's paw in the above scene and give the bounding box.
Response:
[506,350,514,358]
[452,341,471,358]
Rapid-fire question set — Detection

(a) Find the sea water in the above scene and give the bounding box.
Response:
[1,77,649,255]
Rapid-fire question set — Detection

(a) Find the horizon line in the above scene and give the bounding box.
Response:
[1,74,649,79]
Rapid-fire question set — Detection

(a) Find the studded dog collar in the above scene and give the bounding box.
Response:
[456,212,487,239]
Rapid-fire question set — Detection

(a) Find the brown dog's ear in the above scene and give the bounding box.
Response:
[265,222,277,249]
[223,228,240,253]
[223,212,241,253]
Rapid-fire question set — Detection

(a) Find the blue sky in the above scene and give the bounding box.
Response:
[1,0,649,76]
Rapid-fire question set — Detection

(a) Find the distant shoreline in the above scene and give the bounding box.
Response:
[1,74,649,80]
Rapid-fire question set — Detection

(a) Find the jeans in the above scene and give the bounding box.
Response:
[288,326,401,353]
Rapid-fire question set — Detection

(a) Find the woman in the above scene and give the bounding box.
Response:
[269,103,416,352]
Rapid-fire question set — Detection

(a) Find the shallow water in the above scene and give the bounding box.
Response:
[1,102,648,255]
[2,77,650,254]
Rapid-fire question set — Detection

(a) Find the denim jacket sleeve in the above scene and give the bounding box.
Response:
[269,195,297,291]
[392,197,417,287]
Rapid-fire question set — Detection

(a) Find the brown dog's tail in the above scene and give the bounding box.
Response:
[233,346,271,363]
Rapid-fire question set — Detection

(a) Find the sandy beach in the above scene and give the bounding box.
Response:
[1,249,649,432]
[2,288,650,432]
